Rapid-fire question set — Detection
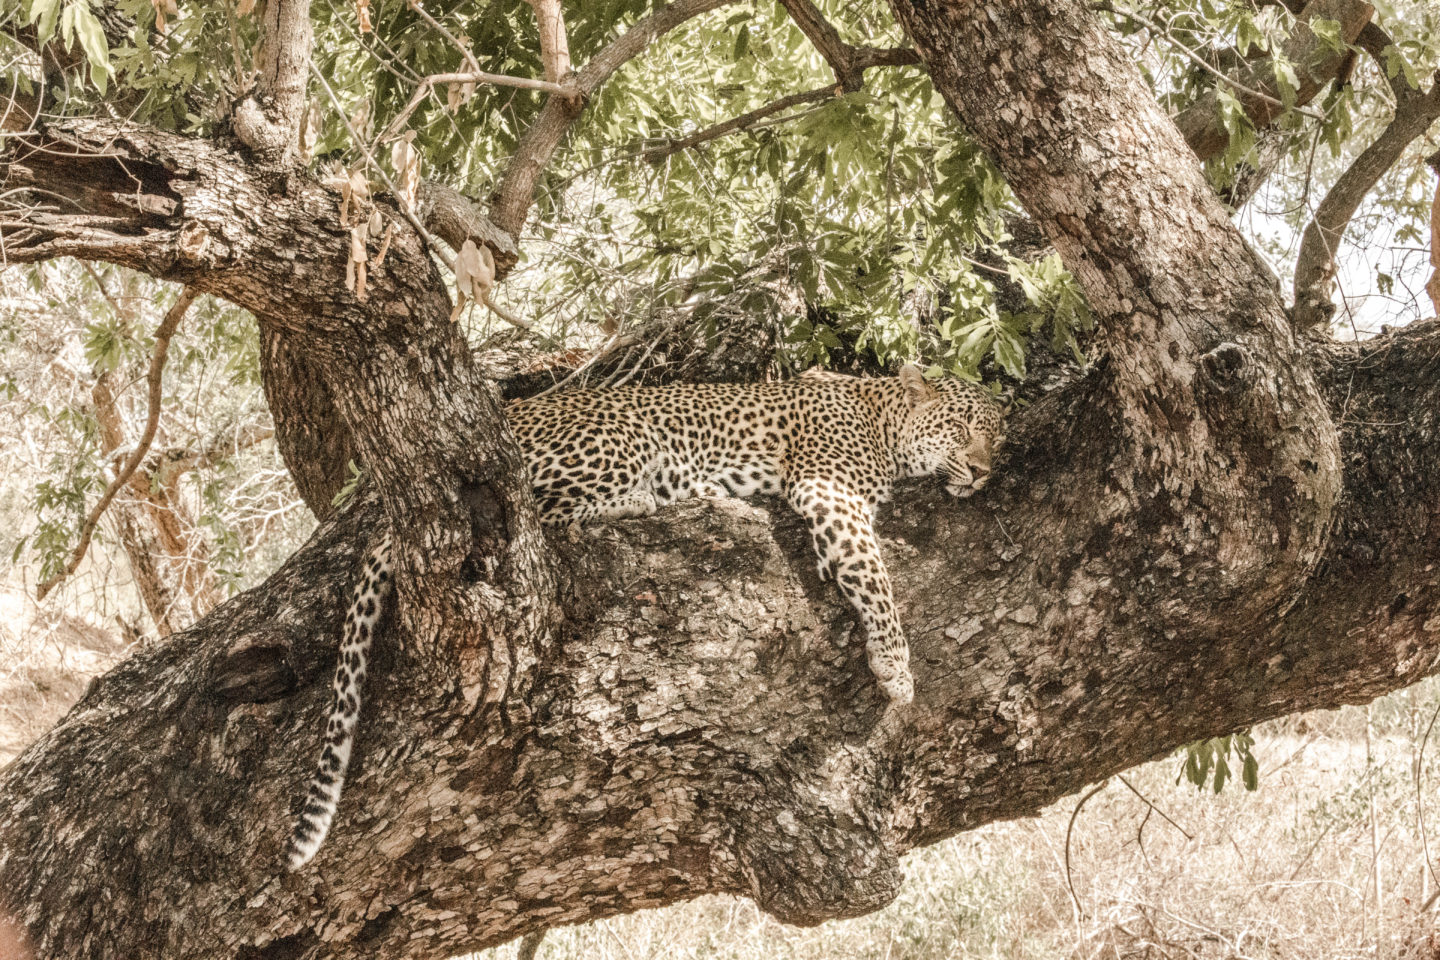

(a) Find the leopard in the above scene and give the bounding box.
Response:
[285,363,1003,871]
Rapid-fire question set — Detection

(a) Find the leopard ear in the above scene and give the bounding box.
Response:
[899,364,937,407]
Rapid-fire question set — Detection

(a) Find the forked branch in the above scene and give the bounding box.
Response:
[488,0,741,240]
[777,0,919,91]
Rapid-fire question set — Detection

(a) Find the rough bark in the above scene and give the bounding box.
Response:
[1,0,1437,957]
[0,317,1436,959]
[1,111,561,749]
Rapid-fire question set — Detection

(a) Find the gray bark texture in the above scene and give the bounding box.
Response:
[1,0,1438,957]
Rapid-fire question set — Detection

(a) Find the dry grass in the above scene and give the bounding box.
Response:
[2,605,1438,959]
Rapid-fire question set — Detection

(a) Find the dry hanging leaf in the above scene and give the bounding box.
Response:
[348,101,371,140]
[373,221,395,268]
[151,0,178,32]
[339,166,370,225]
[446,81,476,112]
[390,132,420,212]
[347,220,371,299]
[236,0,254,14]
[450,237,483,321]
[297,102,320,163]
[368,210,383,235]
[354,0,372,31]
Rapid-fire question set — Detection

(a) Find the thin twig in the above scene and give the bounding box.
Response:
[645,86,836,162]
[1064,780,1109,921]
[1415,698,1440,908]
[1117,773,1194,840]
[36,287,198,602]
[405,0,482,74]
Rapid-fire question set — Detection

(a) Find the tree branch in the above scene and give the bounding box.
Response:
[36,287,198,601]
[488,0,741,240]
[527,0,574,88]
[3,318,1439,957]
[233,0,314,161]
[777,0,920,91]
[644,85,836,161]
[1428,147,1440,316]
[1292,59,1440,332]
[1168,0,1373,162]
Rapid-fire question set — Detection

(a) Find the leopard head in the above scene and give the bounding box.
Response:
[896,365,1005,497]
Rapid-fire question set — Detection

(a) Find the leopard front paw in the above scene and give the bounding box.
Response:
[867,649,914,705]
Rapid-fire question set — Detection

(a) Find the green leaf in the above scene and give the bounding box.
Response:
[1382,44,1421,89]
[27,0,62,42]
[72,4,113,95]
[1309,17,1343,51]
[733,25,749,60]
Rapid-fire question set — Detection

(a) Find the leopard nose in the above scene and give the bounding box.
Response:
[971,463,990,479]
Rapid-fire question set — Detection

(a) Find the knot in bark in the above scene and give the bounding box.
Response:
[1199,341,1252,390]
[730,785,901,926]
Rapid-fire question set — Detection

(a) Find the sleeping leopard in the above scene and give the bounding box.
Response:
[286,364,1003,870]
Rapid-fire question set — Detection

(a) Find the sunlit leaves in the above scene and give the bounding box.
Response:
[1179,732,1260,793]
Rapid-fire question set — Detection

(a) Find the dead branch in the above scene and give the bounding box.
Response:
[36,287,198,601]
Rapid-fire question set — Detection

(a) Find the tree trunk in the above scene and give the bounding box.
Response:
[1,1,1437,957]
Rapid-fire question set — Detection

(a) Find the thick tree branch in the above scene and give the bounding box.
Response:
[2,113,559,707]
[488,0,740,240]
[415,180,519,275]
[890,0,1340,641]
[233,0,314,161]
[1170,0,1373,162]
[2,318,1437,958]
[36,287,197,601]
[1292,40,1440,332]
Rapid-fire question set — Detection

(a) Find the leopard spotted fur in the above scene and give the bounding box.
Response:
[286,364,1003,870]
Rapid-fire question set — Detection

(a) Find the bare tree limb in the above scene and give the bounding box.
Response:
[36,287,198,601]
[645,85,836,161]
[527,0,574,88]
[488,0,741,240]
[1292,50,1440,331]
